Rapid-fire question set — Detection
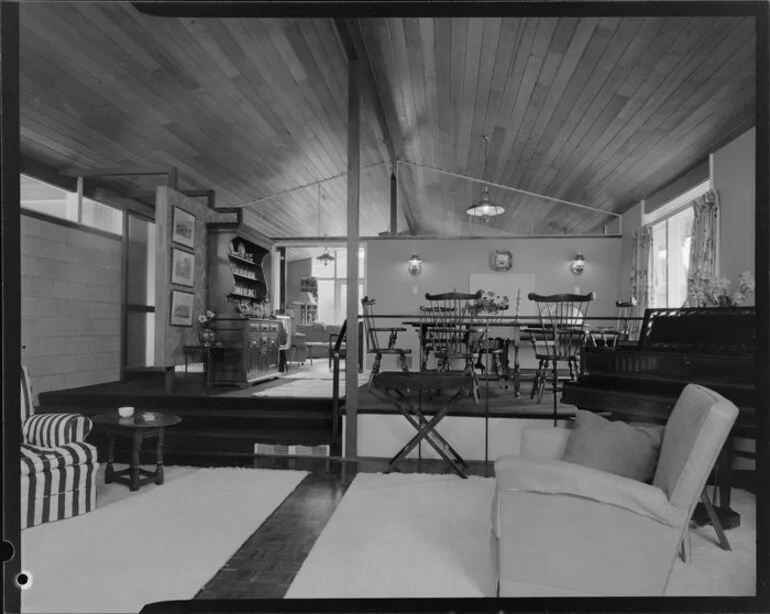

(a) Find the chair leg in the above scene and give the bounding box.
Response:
[372,353,383,376]
[701,489,731,551]
[531,359,543,400]
[679,528,692,563]
[551,359,559,426]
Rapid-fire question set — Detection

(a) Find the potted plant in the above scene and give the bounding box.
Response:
[692,271,755,307]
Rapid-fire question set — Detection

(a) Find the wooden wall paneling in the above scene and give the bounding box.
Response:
[389,19,421,164]
[254,19,346,173]
[499,17,575,196]
[508,17,598,193]
[559,17,746,214]
[520,17,643,214]
[537,16,707,215]
[402,18,430,168]
[417,18,437,168]
[454,17,484,174]
[600,51,755,213]
[574,22,755,222]
[487,18,542,184]
[517,17,622,214]
[223,20,338,185]
[462,17,500,179]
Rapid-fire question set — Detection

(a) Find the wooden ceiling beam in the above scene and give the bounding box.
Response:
[333,18,415,235]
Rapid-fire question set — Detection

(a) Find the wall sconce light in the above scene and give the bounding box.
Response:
[570,253,586,275]
[408,254,423,275]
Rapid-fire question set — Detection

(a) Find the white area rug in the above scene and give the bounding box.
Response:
[22,466,307,613]
[286,472,755,598]
[286,473,498,598]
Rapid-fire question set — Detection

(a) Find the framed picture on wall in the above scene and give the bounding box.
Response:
[170,290,194,327]
[171,247,195,287]
[172,206,196,248]
[492,250,513,271]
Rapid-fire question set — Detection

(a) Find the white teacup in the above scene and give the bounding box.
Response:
[118,406,135,418]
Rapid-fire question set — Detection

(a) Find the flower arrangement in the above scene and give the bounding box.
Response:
[467,290,509,315]
[198,309,217,329]
[694,271,755,307]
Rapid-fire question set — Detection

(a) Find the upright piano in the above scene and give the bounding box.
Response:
[562,306,755,529]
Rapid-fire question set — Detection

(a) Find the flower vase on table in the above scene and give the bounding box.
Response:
[198,310,217,347]
[198,329,217,347]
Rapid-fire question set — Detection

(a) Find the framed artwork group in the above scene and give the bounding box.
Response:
[170,206,196,326]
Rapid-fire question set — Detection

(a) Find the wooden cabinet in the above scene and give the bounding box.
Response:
[208,318,283,385]
[207,223,271,320]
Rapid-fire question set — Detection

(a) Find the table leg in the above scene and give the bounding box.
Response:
[105,434,116,483]
[130,430,143,491]
[386,389,467,476]
[512,341,520,398]
[155,427,166,485]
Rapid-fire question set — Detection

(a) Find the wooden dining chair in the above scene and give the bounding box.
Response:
[422,290,483,373]
[526,292,596,424]
[361,296,411,388]
[588,297,638,348]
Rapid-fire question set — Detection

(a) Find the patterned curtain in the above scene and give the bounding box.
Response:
[629,226,653,339]
[685,190,719,306]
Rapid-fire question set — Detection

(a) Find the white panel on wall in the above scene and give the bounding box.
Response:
[469,273,536,317]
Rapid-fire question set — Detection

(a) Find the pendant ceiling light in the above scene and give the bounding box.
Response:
[315,182,335,266]
[467,135,505,222]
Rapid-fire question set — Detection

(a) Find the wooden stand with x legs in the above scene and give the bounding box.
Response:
[370,371,478,479]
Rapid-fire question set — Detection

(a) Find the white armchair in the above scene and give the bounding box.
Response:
[491,384,738,596]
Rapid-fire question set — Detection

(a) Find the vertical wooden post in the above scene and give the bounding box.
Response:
[390,171,397,236]
[167,166,178,191]
[345,56,360,459]
[1,3,21,611]
[278,246,287,311]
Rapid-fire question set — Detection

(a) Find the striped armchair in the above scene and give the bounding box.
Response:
[21,366,99,529]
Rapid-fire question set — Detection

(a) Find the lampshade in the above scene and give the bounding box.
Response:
[467,136,505,222]
[466,187,505,220]
[407,254,422,275]
[317,247,335,266]
[571,253,586,275]
[299,292,317,305]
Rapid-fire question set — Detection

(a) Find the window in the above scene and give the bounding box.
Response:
[311,247,366,324]
[21,174,124,236]
[650,205,695,308]
[21,175,78,222]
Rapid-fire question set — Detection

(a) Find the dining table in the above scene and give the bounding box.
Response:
[401,316,525,397]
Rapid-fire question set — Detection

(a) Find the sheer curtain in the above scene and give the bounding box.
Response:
[629,226,653,339]
[685,190,719,306]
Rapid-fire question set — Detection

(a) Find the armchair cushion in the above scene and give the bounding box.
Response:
[21,441,99,476]
[562,410,664,483]
[22,413,93,448]
[520,425,572,460]
[494,455,685,529]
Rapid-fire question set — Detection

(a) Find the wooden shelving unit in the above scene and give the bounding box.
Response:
[207,223,271,320]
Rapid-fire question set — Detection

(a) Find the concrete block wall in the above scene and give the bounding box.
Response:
[21,213,122,394]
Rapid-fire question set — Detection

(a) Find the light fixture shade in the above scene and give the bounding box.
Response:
[408,254,422,275]
[299,292,317,305]
[467,187,505,220]
[571,253,586,275]
[317,248,335,266]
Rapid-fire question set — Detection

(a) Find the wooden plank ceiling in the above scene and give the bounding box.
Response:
[19,5,755,239]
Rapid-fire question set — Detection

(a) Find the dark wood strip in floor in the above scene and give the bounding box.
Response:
[192,456,493,600]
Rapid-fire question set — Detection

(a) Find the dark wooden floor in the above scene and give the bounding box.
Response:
[191,455,494,601]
